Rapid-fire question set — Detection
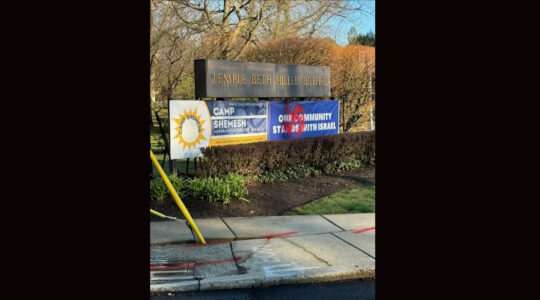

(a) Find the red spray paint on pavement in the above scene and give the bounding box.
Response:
[353,227,375,234]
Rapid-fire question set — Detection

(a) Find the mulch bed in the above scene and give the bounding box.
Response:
[150,165,375,220]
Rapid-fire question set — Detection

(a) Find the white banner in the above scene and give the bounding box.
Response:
[169,100,212,159]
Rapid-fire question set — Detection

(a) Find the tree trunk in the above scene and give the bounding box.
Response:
[220,0,232,59]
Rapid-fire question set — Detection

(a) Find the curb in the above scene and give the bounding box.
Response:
[150,266,375,293]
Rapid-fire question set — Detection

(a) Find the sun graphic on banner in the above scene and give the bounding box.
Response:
[173,108,207,150]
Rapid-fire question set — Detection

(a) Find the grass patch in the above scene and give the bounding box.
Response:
[285,186,375,215]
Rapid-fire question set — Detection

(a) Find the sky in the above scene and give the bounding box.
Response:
[328,0,375,46]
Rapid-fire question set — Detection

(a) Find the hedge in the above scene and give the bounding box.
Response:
[198,131,375,177]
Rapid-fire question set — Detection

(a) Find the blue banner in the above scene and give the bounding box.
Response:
[205,101,267,146]
[267,100,339,141]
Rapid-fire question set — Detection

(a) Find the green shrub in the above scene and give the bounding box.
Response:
[187,175,247,204]
[150,174,189,203]
[188,177,207,199]
[168,175,187,198]
[150,173,249,205]
[224,174,248,200]
[199,131,375,178]
[213,178,232,204]
[150,178,168,203]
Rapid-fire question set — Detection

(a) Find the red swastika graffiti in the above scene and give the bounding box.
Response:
[283,101,305,137]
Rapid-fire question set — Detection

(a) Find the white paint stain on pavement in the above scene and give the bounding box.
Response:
[250,244,319,278]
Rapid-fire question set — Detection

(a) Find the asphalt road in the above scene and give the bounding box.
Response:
[150,279,375,300]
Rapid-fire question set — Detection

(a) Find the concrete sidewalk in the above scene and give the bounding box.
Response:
[151,213,375,245]
[150,213,375,293]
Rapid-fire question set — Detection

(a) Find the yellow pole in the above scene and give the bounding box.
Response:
[150,209,166,218]
[150,150,206,244]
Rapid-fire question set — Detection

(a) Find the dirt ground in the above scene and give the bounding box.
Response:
[150,165,375,220]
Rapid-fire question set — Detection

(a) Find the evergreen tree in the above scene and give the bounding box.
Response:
[348,30,375,47]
